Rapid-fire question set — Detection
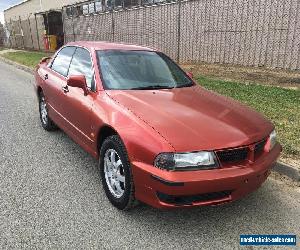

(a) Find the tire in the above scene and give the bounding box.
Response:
[99,135,137,210]
[38,92,57,131]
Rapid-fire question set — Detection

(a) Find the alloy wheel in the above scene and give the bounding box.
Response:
[104,148,126,198]
[40,96,48,125]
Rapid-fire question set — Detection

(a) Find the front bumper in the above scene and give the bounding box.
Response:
[131,143,281,209]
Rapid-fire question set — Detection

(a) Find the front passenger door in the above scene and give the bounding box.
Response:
[62,47,96,149]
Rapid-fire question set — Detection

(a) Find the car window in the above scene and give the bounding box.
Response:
[68,47,94,89]
[51,46,76,77]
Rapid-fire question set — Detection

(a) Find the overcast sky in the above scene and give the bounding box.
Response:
[0,0,23,24]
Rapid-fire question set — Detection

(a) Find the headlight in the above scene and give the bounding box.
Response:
[269,130,277,150]
[154,151,219,171]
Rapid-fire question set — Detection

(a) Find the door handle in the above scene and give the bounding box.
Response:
[62,85,69,93]
[44,74,48,80]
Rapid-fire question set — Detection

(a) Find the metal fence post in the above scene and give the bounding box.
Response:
[62,7,66,44]
[28,16,34,49]
[7,20,12,48]
[34,14,41,50]
[10,18,14,48]
[112,11,115,42]
[71,10,76,42]
[19,15,25,48]
[46,12,51,50]
[177,0,182,63]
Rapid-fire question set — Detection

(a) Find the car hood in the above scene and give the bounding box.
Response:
[106,85,273,152]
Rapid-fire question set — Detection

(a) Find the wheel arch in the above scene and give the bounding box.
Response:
[96,125,120,154]
[37,86,43,97]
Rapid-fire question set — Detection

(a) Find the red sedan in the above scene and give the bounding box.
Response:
[34,42,281,210]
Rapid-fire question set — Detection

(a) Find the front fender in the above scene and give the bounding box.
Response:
[91,92,174,165]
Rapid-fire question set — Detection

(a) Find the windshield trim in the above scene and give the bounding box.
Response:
[96,49,194,90]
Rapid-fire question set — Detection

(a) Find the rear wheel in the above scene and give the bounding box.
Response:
[99,135,137,210]
[38,92,57,131]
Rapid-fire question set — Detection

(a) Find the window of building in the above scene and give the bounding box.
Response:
[131,0,139,7]
[72,6,78,16]
[106,0,113,10]
[95,1,103,12]
[89,2,95,14]
[153,0,165,4]
[76,5,83,15]
[141,0,152,5]
[66,7,73,17]
[83,4,89,15]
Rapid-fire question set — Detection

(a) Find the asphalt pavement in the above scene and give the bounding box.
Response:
[0,60,299,249]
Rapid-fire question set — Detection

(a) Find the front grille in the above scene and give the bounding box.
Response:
[216,148,248,164]
[157,190,232,206]
[254,139,267,158]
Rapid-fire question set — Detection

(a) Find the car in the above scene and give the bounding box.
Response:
[34,41,281,210]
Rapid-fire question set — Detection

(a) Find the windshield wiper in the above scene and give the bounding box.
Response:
[176,82,194,88]
[129,85,175,90]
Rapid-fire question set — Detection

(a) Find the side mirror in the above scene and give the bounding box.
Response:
[67,75,88,96]
[186,71,194,79]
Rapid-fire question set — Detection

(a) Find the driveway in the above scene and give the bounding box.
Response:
[0,60,299,249]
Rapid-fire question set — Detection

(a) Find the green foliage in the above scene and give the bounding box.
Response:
[197,76,300,159]
[1,51,51,69]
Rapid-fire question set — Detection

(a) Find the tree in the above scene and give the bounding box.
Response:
[0,22,5,46]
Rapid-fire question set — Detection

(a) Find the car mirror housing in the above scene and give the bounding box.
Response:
[67,75,88,95]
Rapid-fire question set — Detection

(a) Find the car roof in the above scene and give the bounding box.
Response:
[66,41,155,51]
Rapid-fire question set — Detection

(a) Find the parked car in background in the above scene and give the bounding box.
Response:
[34,41,281,210]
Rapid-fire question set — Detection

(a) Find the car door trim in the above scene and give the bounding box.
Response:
[48,103,94,143]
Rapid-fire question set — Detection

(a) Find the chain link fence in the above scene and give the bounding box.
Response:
[5,0,300,70]
[6,14,44,50]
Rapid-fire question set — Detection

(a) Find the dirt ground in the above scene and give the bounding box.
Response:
[280,157,300,171]
[270,171,300,188]
[181,63,300,89]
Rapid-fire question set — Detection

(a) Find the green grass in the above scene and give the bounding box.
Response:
[197,76,300,159]
[1,51,51,69]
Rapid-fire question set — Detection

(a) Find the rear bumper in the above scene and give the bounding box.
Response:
[131,143,281,209]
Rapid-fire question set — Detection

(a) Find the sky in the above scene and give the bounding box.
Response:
[0,0,23,24]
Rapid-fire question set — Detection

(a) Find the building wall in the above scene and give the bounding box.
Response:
[4,0,83,21]
[4,0,84,50]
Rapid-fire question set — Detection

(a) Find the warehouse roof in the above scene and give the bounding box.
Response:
[4,0,29,12]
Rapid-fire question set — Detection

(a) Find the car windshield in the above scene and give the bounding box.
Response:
[97,50,193,90]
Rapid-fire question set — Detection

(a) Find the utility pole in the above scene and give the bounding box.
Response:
[39,0,43,11]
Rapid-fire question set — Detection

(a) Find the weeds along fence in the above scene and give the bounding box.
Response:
[6,0,300,70]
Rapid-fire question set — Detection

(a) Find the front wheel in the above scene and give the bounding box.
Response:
[38,92,57,131]
[99,135,137,210]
